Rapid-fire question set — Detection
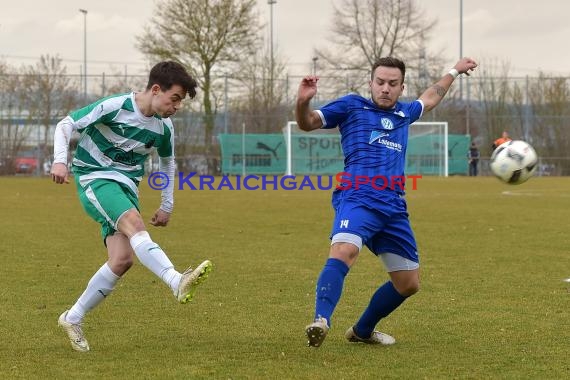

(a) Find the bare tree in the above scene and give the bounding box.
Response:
[96,67,147,97]
[136,0,262,172]
[315,0,440,95]
[473,60,521,154]
[231,45,290,133]
[528,74,570,174]
[510,79,527,140]
[21,55,77,162]
[0,63,35,174]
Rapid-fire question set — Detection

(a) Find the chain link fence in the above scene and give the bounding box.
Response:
[1,71,569,176]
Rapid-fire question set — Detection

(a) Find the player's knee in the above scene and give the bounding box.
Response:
[118,209,146,237]
[406,281,420,296]
[393,277,420,297]
[399,280,420,297]
[109,254,134,276]
[330,242,360,266]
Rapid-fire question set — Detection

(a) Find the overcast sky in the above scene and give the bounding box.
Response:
[1,0,568,78]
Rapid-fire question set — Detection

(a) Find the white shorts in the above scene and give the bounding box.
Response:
[379,252,419,272]
[331,232,419,272]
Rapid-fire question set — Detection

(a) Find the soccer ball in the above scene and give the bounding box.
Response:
[489,140,538,184]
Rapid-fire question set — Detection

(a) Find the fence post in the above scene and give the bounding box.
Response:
[101,72,106,96]
[224,74,229,134]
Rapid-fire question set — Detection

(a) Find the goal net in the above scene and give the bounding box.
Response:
[283,121,449,176]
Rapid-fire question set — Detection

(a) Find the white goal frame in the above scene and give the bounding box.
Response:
[409,121,449,177]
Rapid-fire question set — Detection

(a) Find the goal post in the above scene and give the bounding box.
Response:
[283,121,450,177]
[286,121,292,176]
[408,121,449,177]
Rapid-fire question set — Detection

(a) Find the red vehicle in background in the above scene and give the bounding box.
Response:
[14,151,39,174]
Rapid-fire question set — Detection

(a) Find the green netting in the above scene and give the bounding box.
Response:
[290,134,344,174]
[219,134,286,174]
[219,133,470,175]
[406,134,470,175]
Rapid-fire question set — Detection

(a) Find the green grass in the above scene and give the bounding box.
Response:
[0,176,569,379]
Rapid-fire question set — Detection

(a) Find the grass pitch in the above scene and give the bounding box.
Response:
[0,175,568,379]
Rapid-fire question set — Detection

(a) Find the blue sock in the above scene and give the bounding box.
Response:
[354,281,407,338]
[314,258,350,325]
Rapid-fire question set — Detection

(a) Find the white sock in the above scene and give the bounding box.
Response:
[66,263,120,324]
[130,231,182,292]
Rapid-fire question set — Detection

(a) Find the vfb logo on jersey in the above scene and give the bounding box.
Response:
[380,117,394,130]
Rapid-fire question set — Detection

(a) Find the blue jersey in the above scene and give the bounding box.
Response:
[317,94,423,196]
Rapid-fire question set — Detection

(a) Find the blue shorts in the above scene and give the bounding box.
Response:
[329,189,419,263]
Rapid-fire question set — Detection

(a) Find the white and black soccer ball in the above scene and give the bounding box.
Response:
[490,140,538,184]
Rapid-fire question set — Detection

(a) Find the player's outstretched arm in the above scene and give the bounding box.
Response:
[295,76,323,131]
[419,57,478,113]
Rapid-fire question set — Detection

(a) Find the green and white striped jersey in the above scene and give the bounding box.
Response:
[55,92,175,200]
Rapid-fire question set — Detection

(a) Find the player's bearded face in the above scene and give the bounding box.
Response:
[369,66,404,109]
[152,84,186,118]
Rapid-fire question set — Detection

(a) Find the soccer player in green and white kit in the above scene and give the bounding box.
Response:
[51,61,213,352]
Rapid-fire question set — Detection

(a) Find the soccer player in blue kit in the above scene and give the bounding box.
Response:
[296,56,477,347]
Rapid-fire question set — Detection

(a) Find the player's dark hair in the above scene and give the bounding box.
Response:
[371,57,406,82]
[146,61,198,99]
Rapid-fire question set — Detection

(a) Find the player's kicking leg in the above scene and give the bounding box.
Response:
[128,230,214,303]
[118,207,213,304]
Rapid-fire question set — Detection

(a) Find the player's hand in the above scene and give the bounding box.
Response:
[454,57,478,76]
[150,208,171,227]
[297,75,319,103]
[51,162,69,184]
